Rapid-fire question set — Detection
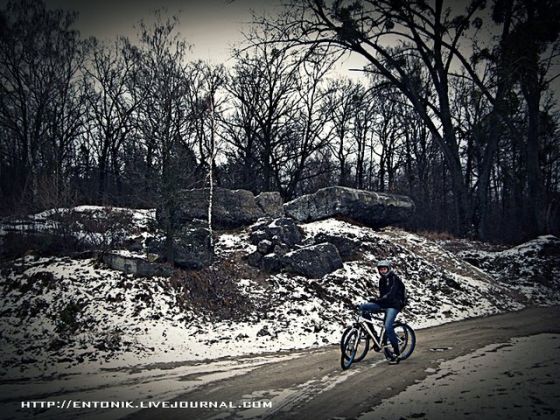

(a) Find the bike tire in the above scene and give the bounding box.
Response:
[340,326,370,362]
[340,328,360,370]
[382,323,416,361]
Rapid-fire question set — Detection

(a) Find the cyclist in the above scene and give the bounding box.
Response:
[359,259,406,364]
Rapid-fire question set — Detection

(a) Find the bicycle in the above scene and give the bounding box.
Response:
[340,307,416,370]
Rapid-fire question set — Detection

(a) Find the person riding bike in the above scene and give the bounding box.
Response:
[359,259,406,364]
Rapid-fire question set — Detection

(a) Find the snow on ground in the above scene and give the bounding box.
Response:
[0,206,156,251]
[359,333,560,420]
[0,255,335,380]
[0,212,559,383]
[2,353,303,420]
[29,206,156,229]
[214,231,255,255]
[298,219,546,328]
[456,234,560,304]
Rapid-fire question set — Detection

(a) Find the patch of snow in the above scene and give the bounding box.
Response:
[2,353,301,420]
[359,334,560,420]
[1,209,558,388]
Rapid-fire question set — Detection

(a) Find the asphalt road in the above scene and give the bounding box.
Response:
[128,305,560,420]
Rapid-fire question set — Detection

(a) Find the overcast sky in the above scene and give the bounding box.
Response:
[40,0,284,66]
[2,0,558,93]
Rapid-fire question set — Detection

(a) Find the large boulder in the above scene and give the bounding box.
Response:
[283,243,343,278]
[284,186,415,228]
[255,192,285,218]
[157,188,286,229]
[148,227,213,269]
[249,217,303,247]
[173,227,213,269]
[157,188,265,229]
[261,253,285,273]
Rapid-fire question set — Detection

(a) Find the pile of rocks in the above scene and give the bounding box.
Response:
[105,186,414,274]
[247,217,303,269]
[246,217,343,278]
[152,188,285,269]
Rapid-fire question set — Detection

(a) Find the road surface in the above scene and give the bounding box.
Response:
[128,305,560,420]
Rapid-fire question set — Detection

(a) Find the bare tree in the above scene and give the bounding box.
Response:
[225,27,300,193]
[273,49,338,199]
[132,13,194,261]
[324,78,361,187]
[0,0,86,210]
[267,0,506,235]
[83,38,145,203]
[194,63,227,251]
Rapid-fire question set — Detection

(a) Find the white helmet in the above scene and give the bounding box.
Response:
[376,259,392,275]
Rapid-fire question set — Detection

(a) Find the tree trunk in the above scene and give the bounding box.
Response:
[524,90,546,236]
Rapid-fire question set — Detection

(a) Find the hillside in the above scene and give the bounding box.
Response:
[1,207,559,380]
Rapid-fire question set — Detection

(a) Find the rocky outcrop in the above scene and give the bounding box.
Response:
[246,217,344,278]
[156,188,262,229]
[283,243,343,278]
[313,232,360,260]
[157,188,285,229]
[284,186,415,228]
[255,192,284,218]
[249,218,303,247]
[145,227,213,269]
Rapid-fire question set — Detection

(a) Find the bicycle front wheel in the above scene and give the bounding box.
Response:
[340,328,360,370]
[383,323,416,361]
[340,326,370,363]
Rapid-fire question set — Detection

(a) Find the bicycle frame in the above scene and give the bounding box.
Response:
[354,313,393,351]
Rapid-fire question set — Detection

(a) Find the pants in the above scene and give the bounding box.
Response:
[359,303,400,352]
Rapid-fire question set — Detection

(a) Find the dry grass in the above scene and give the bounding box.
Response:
[415,229,458,241]
[169,257,256,321]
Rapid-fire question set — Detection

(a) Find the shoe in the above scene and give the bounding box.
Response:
[388,353,400,365]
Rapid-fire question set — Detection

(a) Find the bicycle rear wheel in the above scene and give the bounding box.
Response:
[340,326,370,362]
[383,323,416,361]
[340,328,360,370]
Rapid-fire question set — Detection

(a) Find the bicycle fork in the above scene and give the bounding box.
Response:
[352,328,362,353]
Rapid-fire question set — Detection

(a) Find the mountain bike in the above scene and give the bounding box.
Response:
[340,308,416,370]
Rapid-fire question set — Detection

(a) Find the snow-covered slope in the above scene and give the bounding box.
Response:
[1,210,559,380]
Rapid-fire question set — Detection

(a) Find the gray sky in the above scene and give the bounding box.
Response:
[2,0,558,93]
[42,0,283,65]
[33,0,368,75]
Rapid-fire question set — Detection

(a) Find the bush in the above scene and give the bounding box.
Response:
[1,206,136,259]
[1,231,83,259]
[170,260,255,320]
[56,301,85,334]
[53,207,135,253]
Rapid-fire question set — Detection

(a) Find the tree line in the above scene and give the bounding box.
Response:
[1,0,559,243]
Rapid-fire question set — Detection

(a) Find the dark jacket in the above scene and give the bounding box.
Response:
[377,271,405,310]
